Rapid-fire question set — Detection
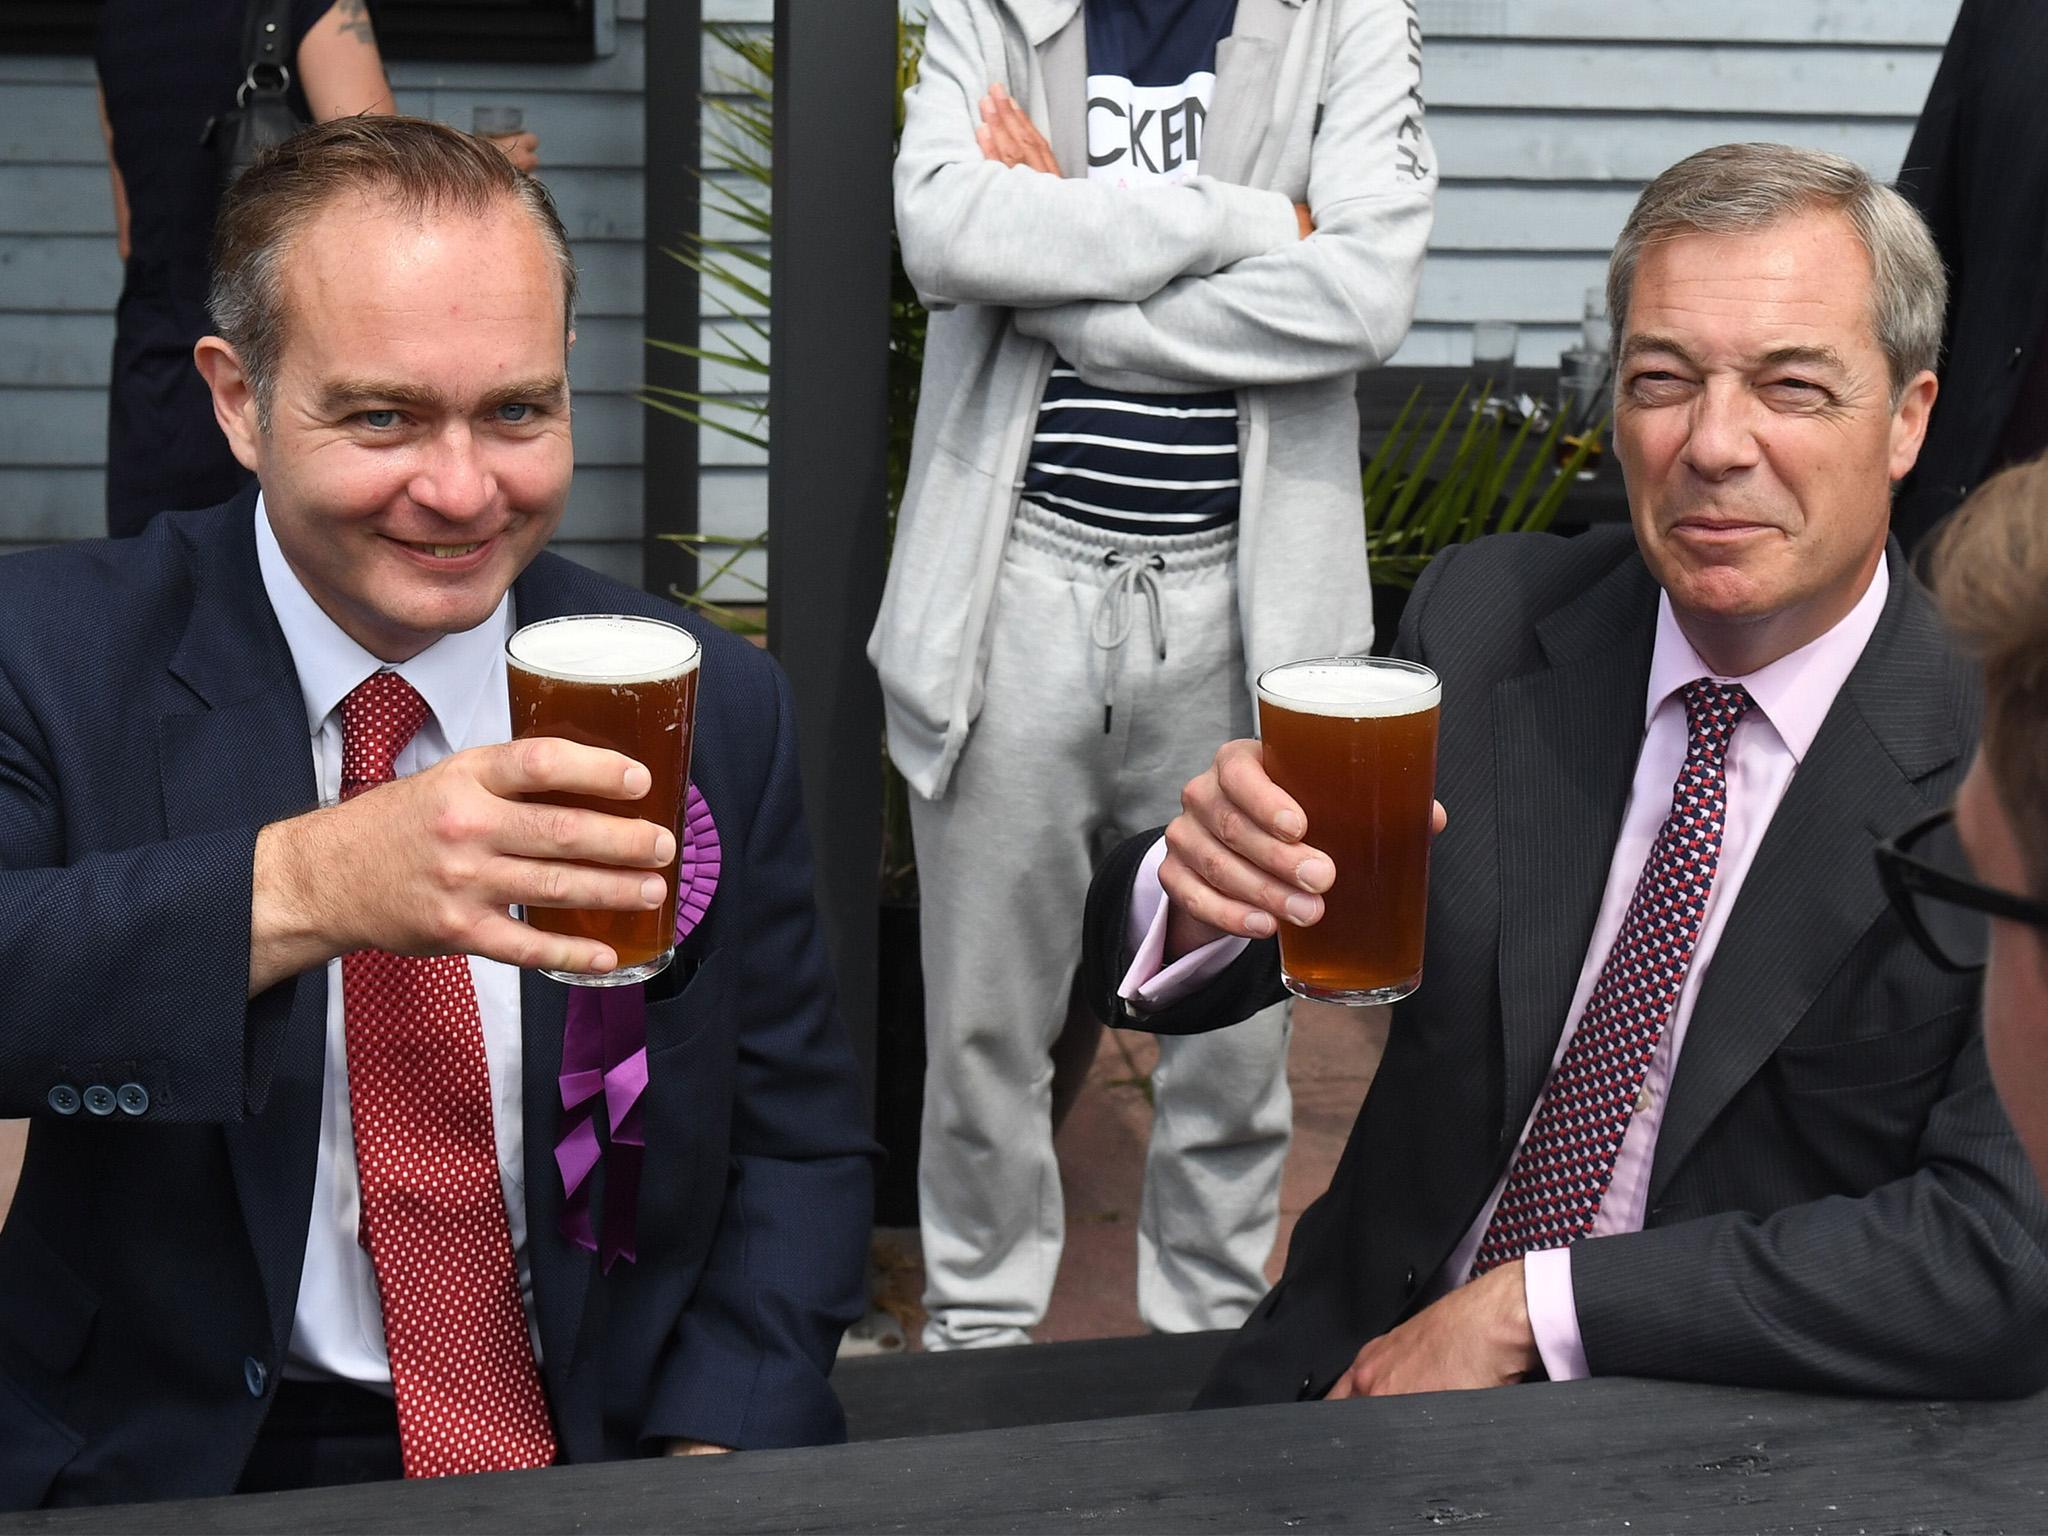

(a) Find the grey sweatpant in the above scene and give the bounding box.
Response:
[912,500,1292,1350]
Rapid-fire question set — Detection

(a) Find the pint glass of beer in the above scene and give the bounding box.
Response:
[1254,657,1440,1005]
[506,614,701,986]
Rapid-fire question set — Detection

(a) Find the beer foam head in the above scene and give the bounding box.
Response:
[1257,658,1439,718]
[507,614,701,683]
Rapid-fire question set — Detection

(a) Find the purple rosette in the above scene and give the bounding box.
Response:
[555,782,722,1269]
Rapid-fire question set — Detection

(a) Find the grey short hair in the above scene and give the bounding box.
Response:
[208,116,578,428]
[1607,143,1946,403]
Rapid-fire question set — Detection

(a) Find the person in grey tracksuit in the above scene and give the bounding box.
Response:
[873,0,1436,1350]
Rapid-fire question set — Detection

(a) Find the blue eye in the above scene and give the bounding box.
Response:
[498,402,533,423]
[361,409,400,430]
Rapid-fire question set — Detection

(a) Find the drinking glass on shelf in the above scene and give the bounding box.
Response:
[1470,321,1519,402]
[1580,286,1612,356]
[1555,345,1611,477]
[471,105,524,145]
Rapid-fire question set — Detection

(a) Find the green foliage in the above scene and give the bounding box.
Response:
[655,533,767,637]
[639,20,930,900]
[640,23,772,455]
[1364,384,1603,589]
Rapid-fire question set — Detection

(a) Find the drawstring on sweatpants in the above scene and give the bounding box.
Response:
[1091,550,1168,733]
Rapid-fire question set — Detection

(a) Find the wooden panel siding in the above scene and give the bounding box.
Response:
[1402,0,1960,366]
[0,3,654,582]
[0,0,1966,573]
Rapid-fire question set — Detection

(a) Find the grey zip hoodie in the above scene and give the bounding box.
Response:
[873,0,1437,799]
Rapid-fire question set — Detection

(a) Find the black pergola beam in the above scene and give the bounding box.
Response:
[767,0,894,1106]
[642,0,702,599]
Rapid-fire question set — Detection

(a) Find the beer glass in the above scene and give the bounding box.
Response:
[506,614,701,986]
[1255,657,1440,1005]
[471,105,525,147]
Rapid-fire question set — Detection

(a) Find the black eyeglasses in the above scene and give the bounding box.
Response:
[1875,808,2048,973]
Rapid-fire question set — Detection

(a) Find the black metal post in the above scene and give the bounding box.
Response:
[642,0,701,598]
[767,0,893,1108]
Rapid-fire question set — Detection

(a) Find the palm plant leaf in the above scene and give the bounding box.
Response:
[1365,384,1601,589]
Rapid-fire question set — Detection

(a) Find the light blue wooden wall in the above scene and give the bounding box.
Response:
[0,0,1964,571]
[0,0,656,579]
[689,0,1964,565]
[1401,0,1959,365]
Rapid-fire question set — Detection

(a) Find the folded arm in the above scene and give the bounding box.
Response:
[895,0,1298,311]
[641,660,877,1451]
[1011,0,1437,389]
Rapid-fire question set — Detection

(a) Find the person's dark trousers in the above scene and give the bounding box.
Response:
[234,1379,406,1494]
[105,267,253,538]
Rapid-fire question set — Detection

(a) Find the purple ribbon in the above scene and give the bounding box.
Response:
[556,783,722,1270]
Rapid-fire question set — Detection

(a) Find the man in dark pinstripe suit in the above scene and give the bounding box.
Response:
[1082,143,2048,1408]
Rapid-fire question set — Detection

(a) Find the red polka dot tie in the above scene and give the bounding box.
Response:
[339,671,557,1478]
[1471,679,1753,1278]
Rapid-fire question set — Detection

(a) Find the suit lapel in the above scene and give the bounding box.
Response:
[159,500,331,1355]
[1650,555,1966,1198]
[1493,557,1658,1135]
[1202,0,1300,187]
[518,966,590,1401]
[507,564,597,1396]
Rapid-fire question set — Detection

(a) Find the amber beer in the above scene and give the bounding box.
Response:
[1255,657,1440,1005]
[506,615,701,986]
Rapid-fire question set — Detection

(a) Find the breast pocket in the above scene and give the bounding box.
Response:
[645,946,734,1061]
[1773,1008,1970,1098]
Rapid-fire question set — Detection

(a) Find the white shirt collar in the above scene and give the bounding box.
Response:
[254,492,513,747]
[1644,556,1890,765]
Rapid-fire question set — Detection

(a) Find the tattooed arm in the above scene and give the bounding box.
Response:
[93,83,131,263]
[298,0,398,120]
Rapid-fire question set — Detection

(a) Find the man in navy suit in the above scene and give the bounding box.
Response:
[0,116,873,1507]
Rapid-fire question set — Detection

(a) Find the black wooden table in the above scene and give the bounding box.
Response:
[9,1366,2046,1533]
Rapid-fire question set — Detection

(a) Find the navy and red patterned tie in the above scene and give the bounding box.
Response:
[339,671,557,1477]
[1470,679,1753,1277]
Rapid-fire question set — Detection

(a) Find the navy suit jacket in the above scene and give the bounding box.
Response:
[0,492,876,1508]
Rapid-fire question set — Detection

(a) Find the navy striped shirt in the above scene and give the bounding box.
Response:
[1020,0,1242,537]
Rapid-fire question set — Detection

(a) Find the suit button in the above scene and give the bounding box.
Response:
[244,1357,268,1398]
[83,1085,117,1117]
[47,1084,81,1116]
[116,1083,150,1117]
[1298,1373,1316,1400]
[2011,346,2026,370]
[1404,1265,1418,1294]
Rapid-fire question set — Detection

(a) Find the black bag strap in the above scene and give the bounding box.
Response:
[237,0,300,102]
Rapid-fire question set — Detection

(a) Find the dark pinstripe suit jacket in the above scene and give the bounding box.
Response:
[1084,526,2048,1407]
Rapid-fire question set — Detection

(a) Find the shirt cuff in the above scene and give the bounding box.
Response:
[1523,1246,1589,1382]
[1119,837,1251,1011]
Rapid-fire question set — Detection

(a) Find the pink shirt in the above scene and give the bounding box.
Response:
[1120,560,1889,1379]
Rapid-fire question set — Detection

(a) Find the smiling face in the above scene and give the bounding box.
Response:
[1613,209,1937,677]
[203,191,573,661]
